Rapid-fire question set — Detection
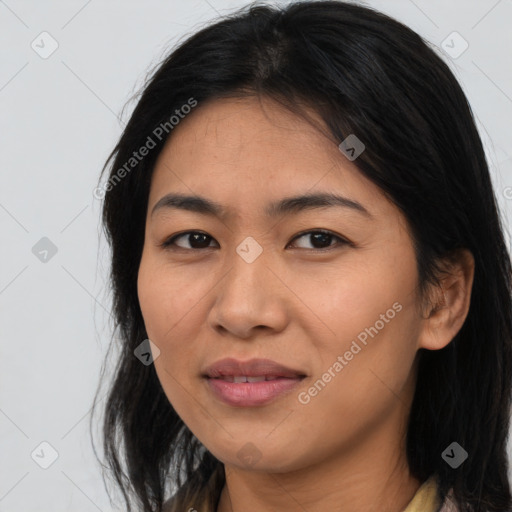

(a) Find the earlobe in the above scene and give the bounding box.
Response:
[418,249,475,351]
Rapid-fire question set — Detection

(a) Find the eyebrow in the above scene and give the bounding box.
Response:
[150,192,373,219]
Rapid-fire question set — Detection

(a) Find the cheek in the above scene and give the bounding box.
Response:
[137,253,210,408]
[291,247,420,416]
[294,309,419,449]
[137,253,205,342]
[288,249,417,353]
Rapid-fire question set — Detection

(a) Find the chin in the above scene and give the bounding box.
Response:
[206,437,310,473]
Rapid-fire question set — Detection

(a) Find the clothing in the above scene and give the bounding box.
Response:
[402,475,458,512]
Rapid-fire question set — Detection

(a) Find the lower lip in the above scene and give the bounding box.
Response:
[205,377,304,407]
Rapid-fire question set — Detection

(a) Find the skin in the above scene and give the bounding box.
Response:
[137,95,475,512]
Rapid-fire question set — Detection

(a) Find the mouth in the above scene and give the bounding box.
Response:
[202,358,307,407]
[208,375,301,382]
[202,357,307,380]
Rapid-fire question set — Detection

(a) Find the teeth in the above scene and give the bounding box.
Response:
[247,376,266,382]
[221,375,278,383]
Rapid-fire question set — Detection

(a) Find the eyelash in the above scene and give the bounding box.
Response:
[159,229,351,252]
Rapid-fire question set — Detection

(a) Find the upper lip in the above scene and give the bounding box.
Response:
[202,358,306,379]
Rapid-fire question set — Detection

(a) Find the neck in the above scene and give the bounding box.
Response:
[216,398,421,512]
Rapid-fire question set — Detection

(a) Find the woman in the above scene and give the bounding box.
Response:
[92,2,512,511]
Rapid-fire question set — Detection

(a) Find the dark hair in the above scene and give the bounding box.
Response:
[91,1,512,511]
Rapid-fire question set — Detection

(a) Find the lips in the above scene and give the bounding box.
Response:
[202,357,307,380]
[202,358,307,407]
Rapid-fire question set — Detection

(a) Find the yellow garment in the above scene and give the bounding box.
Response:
[402,475,441,512]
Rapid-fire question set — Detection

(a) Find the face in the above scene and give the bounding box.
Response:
[137,95,427,472]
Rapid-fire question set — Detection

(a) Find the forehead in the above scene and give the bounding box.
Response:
[148,96,395,223]
[158,95,336,169]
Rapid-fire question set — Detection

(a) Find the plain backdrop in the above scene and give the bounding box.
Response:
[1,0,511,510]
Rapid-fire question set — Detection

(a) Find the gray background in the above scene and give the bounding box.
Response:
[1,0,511,510]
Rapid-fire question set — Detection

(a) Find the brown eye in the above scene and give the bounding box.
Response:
[288,230,349,250]
[161,231,217,250]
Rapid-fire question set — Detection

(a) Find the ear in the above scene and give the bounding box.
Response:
[418,248,475,351]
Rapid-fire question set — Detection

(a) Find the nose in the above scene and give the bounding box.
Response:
[207,245,289,339]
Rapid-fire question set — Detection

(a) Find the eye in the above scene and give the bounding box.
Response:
[160,231,217,250]
[287,229,350,251]
[160,229,350,251]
